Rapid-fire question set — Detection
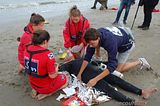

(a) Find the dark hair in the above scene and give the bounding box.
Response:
[69,5,81,17]
[32,30,50,45]
[30,13,45,25]
[84,28,100,43]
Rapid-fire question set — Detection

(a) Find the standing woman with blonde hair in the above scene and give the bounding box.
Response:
[63,5,90,60]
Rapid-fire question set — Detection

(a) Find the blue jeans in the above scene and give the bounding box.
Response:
[115,0,132,22]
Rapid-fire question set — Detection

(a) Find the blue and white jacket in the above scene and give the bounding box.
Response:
[84,27,134,73]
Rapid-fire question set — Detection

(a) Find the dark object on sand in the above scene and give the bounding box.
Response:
[91,0,108,10]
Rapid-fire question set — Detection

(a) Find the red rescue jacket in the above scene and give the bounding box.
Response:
[18,23,33,66]
[63,16,90,48]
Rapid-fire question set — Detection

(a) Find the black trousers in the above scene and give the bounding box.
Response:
[59,59,142,105]
[142,2,158,27]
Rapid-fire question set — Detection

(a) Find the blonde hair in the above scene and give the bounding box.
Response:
[69,5,81,17]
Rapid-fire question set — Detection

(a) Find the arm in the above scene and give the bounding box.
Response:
[49,63,59,78]
[81,19,90,47]
[63,19,72,48]
[79,42,84,51]
[77,46,95,80]
[77,60,89,80]
[47,52,58,79]
[87,36,118,87]
[18,34,31,66]
[18,42,25,66]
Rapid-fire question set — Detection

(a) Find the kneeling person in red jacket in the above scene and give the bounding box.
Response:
[63,5,90,60]
[18,13,47,73]
[24,30,69,100]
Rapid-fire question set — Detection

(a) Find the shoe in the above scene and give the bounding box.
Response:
[138,25,145,28]
[142,27,149,30]
[91,6,96,9]
[105,6,108,9]
[138,58,151,69]
[123,20,127,25]
[112,21,118,25]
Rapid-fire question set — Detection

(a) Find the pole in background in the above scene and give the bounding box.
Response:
[131,0,144,30]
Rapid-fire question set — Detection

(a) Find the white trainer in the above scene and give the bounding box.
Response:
[138,58,151,69]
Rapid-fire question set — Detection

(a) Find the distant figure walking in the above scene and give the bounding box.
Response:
[91,0,108,10]
[113,0,135,25]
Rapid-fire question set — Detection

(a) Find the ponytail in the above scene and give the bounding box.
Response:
[32,30,50,45]
[69,5,81,17]
[30,13,45,25]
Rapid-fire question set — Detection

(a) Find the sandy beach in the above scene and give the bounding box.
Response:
[0,2,160,106]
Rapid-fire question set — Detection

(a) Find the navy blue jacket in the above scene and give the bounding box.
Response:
[84,27,133,73]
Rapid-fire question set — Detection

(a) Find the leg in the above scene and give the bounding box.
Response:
[117,43,137,72]
[35,73,69,100]
[138,4,147,28]
[36,93,52,100]
[123,2,132,24]
[99,0,108,10]
[30,89,38,99]
[142,3,156,30]
[104,74,143,95]
[113,1,124,24]
[91,0,98,9]
[18,64,25,73]
[95,77,135,103]
[141,88,158,99]
[118,57,152,72]
[105,0,108,9]
[59,59,83,75]
[142,4,147,26]
[104,74,158,100]
[95,78,148,106]
[117,60,140,73]
[144,7,151,27]
[139,4,147,28]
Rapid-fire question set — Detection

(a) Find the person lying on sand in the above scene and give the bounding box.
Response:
[59,59,158,106]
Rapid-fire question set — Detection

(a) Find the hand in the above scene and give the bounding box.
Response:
[65,55,75,62]
[55,63,59,72]
[79,43,84,51]
[55,63,59,68]
[77,73,82,81]
[87,78,97,87]
[18,64,25,74]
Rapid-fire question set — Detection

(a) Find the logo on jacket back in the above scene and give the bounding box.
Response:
[105,27,123,36]
[24,57,38,73]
